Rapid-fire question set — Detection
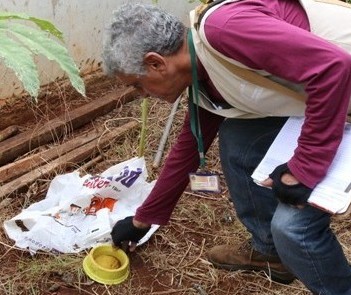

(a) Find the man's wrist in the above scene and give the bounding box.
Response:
[133,218,151,229]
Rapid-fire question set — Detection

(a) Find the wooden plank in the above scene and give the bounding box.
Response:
[0,129,101,184]
[0,87,137,166]
[0,126,19,142]
[0,121,139,200]
[78,155,103,173]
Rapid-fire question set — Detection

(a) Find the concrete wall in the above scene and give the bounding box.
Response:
[0,0,197,99]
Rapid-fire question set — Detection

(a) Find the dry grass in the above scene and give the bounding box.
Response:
[0,80,350,295]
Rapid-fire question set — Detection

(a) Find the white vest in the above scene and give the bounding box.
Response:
[190,0,351,118]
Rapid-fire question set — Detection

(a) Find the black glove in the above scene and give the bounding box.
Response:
[111,216,151,247]
[269,163,312,206]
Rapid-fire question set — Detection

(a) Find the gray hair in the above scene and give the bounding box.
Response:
[103,3,186,76]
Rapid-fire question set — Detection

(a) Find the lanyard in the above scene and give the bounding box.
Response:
[187,30,206,168]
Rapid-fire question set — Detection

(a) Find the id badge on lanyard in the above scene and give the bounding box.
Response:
[187,29,221,194]
[189,171,221,193]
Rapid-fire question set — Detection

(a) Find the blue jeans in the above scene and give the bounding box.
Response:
[219,117,351,295]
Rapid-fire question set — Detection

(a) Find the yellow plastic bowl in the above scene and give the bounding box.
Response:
[83,244,129,285]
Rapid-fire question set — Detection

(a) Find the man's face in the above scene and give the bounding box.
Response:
[117,72,185,103]
[117,52,191,103]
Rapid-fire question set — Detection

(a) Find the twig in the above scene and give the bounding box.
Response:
[103,284,112,295]
[151,289,189,295]
[0,241,21,259]
[183,191,222,201]
[184,238,206,268]
[176,241,193,268]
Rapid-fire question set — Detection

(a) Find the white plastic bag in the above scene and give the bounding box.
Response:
[4,157,158,254]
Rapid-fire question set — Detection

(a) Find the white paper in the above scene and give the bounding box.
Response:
[251,117,351,214]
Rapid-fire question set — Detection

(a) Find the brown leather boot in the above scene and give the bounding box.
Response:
[207,240,295,284]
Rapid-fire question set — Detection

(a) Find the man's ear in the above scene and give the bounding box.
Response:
[144,52,167,72]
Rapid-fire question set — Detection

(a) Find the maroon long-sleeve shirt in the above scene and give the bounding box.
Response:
[135,0,351,225]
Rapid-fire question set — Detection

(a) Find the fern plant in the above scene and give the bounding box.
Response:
[0,12,85,100]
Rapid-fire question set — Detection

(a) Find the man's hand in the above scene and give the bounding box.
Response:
[263,163,312,207]
[111,216,151,252]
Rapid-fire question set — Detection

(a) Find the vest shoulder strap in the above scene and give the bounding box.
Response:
[194,0,226,30]
[210,52,306,102]
[315,0,351,8]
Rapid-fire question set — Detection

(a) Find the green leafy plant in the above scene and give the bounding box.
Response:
[0,12,85,99]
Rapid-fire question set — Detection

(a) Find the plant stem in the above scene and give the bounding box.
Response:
[153,96,181,167]
[138,98,148,157]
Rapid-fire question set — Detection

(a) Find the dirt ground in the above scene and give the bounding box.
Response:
[0,71,350,295]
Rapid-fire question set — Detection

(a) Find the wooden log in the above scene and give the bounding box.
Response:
[0,87,137,166]
[78,155,103,173]
[0,126,19,142]
[0,129,101,184]
[0,120,139,200]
